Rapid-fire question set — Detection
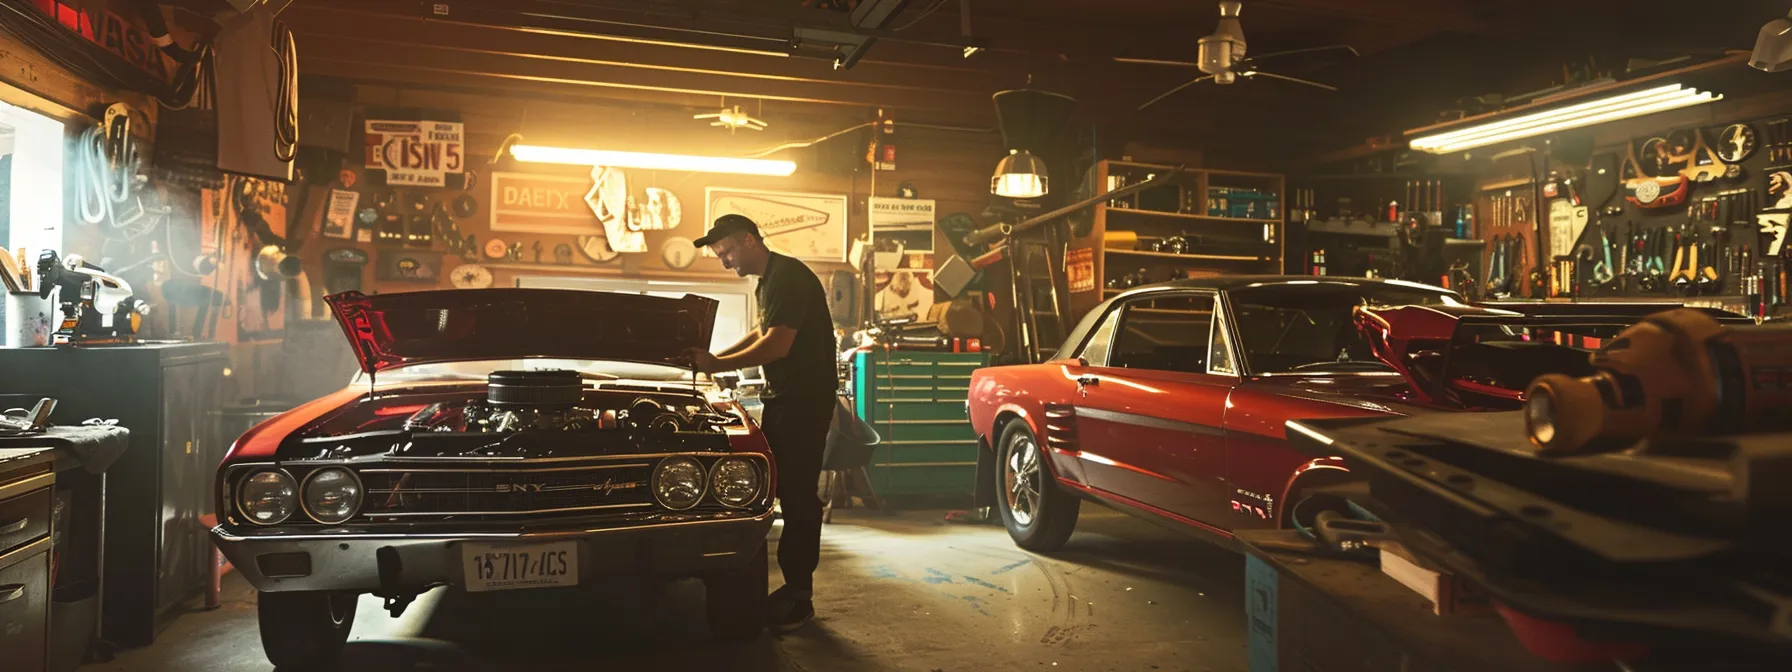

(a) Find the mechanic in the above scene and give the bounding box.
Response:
[688,214,838,633]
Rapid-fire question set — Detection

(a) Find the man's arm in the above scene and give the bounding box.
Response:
[711,326,796,371]
[715,329,762,358]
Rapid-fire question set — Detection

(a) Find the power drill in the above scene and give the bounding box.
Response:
[1524,308,1792,455]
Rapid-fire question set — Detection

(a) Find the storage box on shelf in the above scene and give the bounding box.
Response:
[849,350,987,503]
[1070,161,1285,320]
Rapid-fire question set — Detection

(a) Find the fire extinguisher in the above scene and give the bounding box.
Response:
[867,109,896,171]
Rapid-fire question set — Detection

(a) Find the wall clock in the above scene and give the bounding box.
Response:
[662,237,697,269]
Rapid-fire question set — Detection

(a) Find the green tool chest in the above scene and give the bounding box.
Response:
[850,350,988,501]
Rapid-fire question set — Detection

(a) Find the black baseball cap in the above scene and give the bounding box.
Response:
[694,214,762,247]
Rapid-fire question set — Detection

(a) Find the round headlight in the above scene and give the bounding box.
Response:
[302,468,363,524]
[239,470,297,525]
[652,457,706,510]
[710,458,761,508]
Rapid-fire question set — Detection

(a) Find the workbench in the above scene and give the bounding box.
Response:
[0,425,128,672]
[1236,529,1595,672]
[1277,413,1792,670]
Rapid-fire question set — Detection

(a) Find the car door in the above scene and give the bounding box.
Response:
[1066,291,1237,527]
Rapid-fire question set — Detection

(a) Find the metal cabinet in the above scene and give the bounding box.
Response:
[0,343,227,648]
[850,351,987,501]
[0,451,55,672]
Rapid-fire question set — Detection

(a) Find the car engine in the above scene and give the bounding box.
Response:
[399,369,729,435]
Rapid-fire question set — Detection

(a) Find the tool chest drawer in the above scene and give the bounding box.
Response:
[0,484,51,557]
[0,538,50,672]
[850,350,989,499]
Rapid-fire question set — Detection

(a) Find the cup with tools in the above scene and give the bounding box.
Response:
[0,246,53,348]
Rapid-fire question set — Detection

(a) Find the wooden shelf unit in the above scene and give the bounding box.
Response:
[1069,161,1285,320]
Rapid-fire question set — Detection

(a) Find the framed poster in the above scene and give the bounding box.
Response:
[705,187,849,262]
[874,265,934,323]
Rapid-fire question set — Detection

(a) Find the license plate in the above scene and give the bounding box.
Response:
[461,541,579,593]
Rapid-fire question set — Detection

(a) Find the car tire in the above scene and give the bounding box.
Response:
[257,590,357,669]
[703,542,769,640]
[994,418,1079,552]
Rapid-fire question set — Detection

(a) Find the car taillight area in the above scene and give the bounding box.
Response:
[221,453,770,527]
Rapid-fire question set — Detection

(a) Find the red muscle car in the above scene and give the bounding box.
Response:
[965,275,1744,551]
[210,289,775,668]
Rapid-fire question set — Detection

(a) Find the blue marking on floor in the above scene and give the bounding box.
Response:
[962,595,993,617]
[961,576,1012,593]
[923,568,955,584]
[870,565,899,579]
[991,559,1031,575]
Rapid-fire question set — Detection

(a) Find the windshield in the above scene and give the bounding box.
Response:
[350,358,700,385]
[1227,282,1461,375]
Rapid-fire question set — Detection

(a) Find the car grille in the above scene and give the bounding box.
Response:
[357,462,658,518]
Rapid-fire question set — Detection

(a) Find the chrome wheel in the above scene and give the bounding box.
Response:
[1004,432,1043,526]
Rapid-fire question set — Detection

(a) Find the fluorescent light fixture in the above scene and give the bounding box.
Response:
[991,149,1048,198]
[510,144,795,176]
[1409,84,1722,154]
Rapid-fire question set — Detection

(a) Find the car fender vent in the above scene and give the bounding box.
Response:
[1041,403,1077,451]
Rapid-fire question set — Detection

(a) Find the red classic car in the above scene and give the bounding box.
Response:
[965,275,1744,551]
[210,289,775,668]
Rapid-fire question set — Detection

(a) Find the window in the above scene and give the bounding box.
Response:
[0,99,65,254]
[1109,294,1215,374]
[1209,306,1237,375]
[1077,306,1124,366]
[1227,282,1456,374]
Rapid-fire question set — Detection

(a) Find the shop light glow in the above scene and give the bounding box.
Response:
[509,144,795,176]
[1409,84,1722,154]
[990,149,1049,199]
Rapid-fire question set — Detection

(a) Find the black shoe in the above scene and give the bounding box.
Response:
[766,587,814,633]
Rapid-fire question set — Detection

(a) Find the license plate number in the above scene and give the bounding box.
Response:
[461,541,579,592]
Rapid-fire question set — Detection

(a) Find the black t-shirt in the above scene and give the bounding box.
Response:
[756,252,838,399]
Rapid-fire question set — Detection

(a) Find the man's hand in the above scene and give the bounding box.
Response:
[685,347,723,374]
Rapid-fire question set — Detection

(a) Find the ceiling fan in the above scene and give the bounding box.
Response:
[1119,1,1359,111]
[694,104,768,133]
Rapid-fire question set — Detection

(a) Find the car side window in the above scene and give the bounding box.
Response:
[1077,306,1124,367]
[1209,305,1237,375]
[1109,294,1215,374]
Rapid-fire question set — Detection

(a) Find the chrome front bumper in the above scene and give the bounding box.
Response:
[211,511,775,593]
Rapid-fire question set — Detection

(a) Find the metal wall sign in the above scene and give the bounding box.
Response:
[27,0,179,83]
[363,120,465,187]
[489,171,603,236]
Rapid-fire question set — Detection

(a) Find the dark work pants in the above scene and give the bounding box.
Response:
[758,392,833,594]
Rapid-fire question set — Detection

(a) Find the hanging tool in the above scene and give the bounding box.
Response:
[1585,225,1616,287]
[1622,140,1690,209]
[1668,229,1696,293]
[1485,234,1508,294]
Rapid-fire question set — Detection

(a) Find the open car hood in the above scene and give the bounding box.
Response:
[326,289,718,374]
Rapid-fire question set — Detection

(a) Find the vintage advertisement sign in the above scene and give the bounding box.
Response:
[489,172,604,236]
[705,188,849,263]
[869,197,935,230]
[322,189,359,239]
[364,120,465,187]
[1066,247,1096,293]
[30,0,178,83]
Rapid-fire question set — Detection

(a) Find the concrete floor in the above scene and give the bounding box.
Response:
[82,508,1247,672]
